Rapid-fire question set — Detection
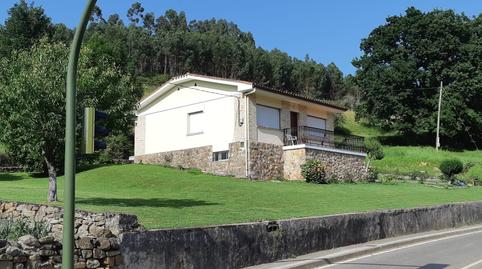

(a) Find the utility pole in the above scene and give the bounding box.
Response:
[64,1,97,269]
[436,81,443,151]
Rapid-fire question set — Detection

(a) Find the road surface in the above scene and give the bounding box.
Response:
[318,229,482,269]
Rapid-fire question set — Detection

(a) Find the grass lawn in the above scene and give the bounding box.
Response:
[339,111,482,179]
[372,147,482,178]
[339,111,394,138]
[1,164,482,229]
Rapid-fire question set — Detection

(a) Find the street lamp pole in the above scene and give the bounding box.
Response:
[435,81,443,151]
[64,1,97,268]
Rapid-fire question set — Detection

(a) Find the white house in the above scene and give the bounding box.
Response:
[135,73,367,181]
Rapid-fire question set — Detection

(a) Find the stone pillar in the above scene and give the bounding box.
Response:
[134,115,145,157]
[326,112,336,131]
[233,96,246,142]
[280,101,290,130]
[247,94,257,141]
[298,105,307,127]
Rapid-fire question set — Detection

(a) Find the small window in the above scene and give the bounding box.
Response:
[213,151,229,161]
[256,104,280,129]
[187,111,203,135]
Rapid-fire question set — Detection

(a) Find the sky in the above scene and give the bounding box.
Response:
[0,1,481,75]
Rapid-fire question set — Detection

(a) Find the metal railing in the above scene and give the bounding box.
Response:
[283,126,365,153]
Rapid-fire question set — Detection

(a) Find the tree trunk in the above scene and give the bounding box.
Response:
[45,159,57,202]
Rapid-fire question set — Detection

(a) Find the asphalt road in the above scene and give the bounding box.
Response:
[318,230,482,269]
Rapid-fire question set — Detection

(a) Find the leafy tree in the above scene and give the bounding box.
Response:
[0,0,52,57]
[0,41,142,202]
[354,8,482,147]
[127,2,144,26]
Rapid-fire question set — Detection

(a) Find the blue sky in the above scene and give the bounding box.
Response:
[0,1,480,74]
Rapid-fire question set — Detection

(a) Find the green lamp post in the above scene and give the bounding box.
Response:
[64,0,97,268]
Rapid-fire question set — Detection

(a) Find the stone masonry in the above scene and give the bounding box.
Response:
[135,142,246,177]
[248,141,284,180]
[284,145,368,182]
[0,201,142,269]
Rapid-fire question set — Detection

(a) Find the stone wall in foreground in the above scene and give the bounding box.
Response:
[0,201,141,269]
[119,201,482,269]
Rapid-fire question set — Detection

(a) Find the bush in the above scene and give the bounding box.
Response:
[365,138,384,160]
[104,134,132,160]
[301,160,328,184]
[365,168,379,183]
[0,218,48,240]
[439,158,464,183]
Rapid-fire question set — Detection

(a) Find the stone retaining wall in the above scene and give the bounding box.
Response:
[0,201,141,269]
[119,201,482,269]
[284,145,368,181]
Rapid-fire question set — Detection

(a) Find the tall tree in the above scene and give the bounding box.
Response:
[353,7,481,147]
[0,41,142,201]
[127,2,144,26]
[0,0,52,57]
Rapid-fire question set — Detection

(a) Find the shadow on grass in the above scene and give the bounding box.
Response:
[0,174,23,181]
[76,197,220,209]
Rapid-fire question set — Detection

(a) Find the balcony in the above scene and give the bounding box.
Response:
[283,126,365,153]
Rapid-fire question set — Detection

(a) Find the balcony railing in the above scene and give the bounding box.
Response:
[283,126,365,153]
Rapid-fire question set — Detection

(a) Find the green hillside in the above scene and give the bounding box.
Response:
[339,111,482,180]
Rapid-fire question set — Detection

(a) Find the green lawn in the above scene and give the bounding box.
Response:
[1,164,482,229]
[373,146,482,178]
[339,111,394,138]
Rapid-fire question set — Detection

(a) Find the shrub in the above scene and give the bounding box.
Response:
[301,160,327,184]
[104,134,132,160]
[365,138,384,160]
[439,159,464,183]
[0,218,48,240]
[365,168,379,183]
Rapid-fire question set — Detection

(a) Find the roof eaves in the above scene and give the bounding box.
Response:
[253,83,348,111]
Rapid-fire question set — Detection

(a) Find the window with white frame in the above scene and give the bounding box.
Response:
[213,151,229,161]
[256,104,280,129]
[187,111,204,135]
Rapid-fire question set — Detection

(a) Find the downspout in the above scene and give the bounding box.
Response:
[241,88,256,178]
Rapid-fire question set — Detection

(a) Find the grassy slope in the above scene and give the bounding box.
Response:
[2,164,482,229]
[339,111,393,138]
[340,111,482,178]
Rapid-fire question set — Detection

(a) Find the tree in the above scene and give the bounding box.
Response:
[353,7,482,147]
[0,0,52,57]
[127,2,144,26]
[0,41,142,202]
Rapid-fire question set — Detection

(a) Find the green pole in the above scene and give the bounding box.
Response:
[64,1,97,268]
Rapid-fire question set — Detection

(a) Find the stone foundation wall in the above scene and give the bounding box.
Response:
[135,142,247,178]
[0,201,141,269]
[135,145,213,171]
[306,148,367,181]
[283,146,368,181]
[248,142,284,180]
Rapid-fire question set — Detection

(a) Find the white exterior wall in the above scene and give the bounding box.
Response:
[137,83,241,154]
